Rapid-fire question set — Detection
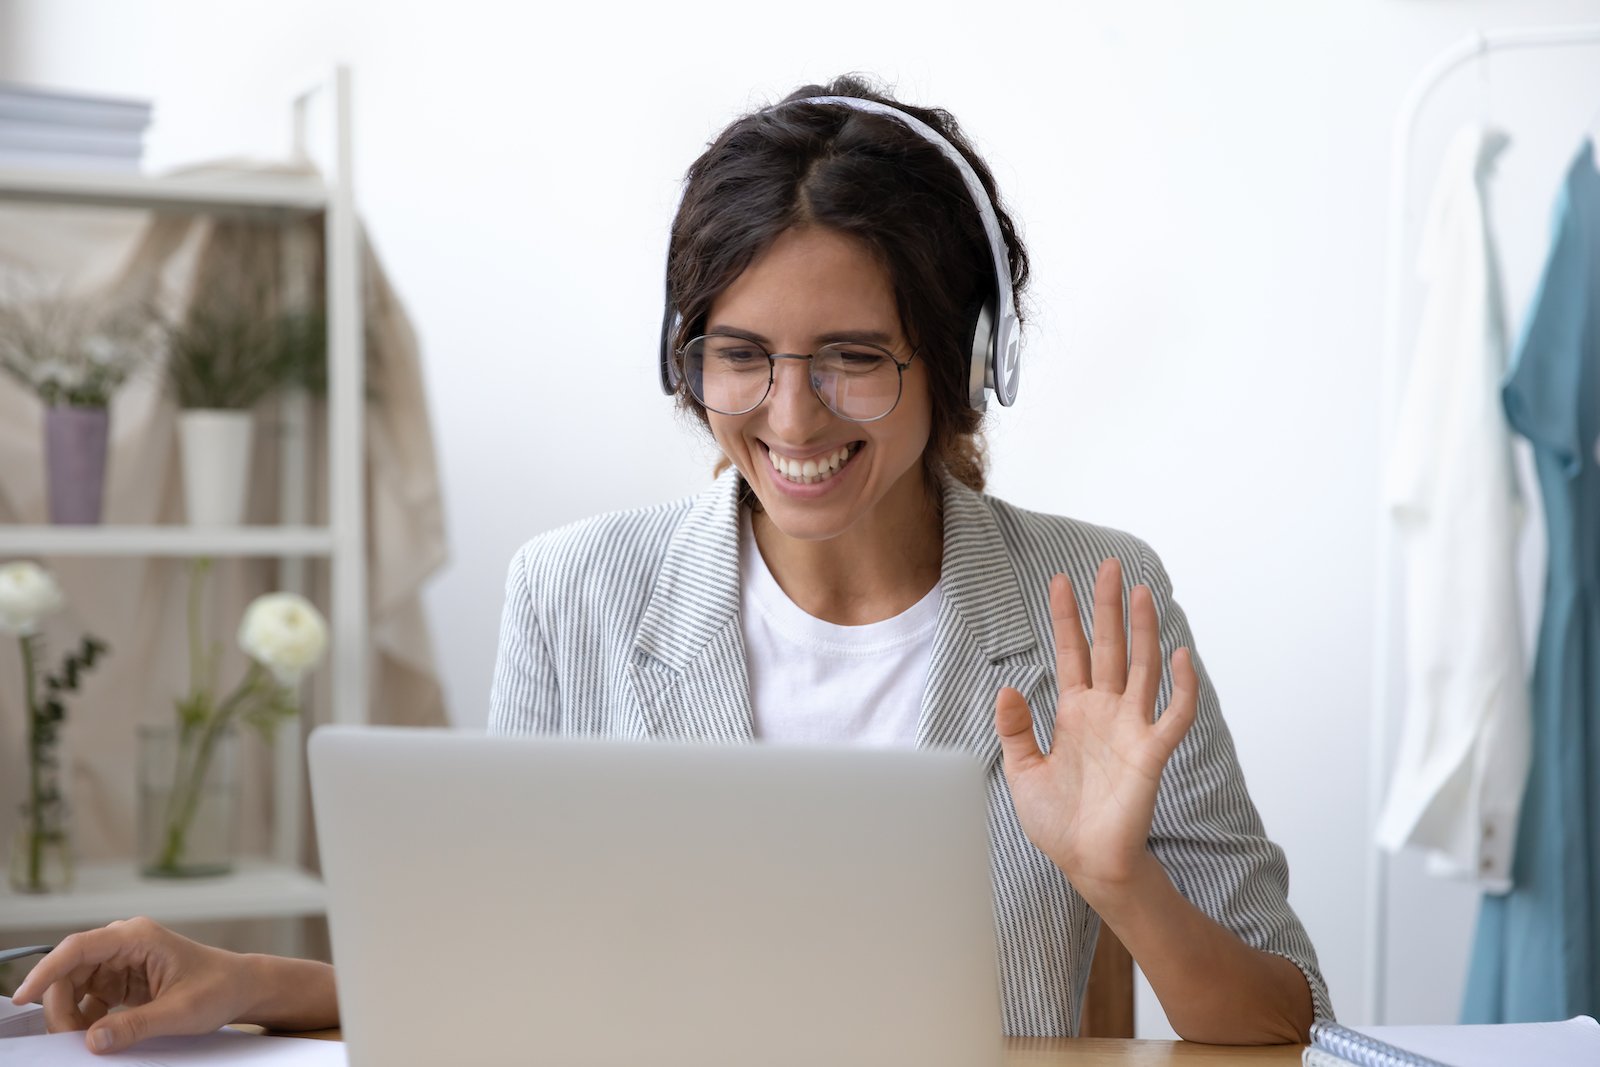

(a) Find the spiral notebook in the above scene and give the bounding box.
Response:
[1304,1015,1600,1066]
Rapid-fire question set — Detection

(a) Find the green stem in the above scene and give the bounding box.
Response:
[158,726,214,871]
[157,557,215,874]
[155,663,261,873]
[20,633,43,891]
[187,558,213,697]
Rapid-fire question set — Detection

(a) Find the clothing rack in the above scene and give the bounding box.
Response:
[1368,21,1600,1026]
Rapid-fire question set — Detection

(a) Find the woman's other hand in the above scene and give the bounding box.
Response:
[11,917,254,1054]
[994,557,1199,902]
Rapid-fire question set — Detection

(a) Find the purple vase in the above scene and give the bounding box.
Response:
[44,405,110,525]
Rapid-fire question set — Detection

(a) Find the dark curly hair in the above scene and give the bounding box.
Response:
[667,74,1030,495]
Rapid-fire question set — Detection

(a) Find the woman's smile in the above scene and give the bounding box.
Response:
[761,441,863,488]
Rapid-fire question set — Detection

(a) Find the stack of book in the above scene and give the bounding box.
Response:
[0,993,46,1038]
[0,82,151,173]
[1304,1015,1600,1065]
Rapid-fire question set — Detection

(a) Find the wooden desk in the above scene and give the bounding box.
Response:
[1005,1038,1302,1063]
[257,1028,1305,1064]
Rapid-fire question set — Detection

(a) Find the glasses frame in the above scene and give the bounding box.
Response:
[676,334,919,424]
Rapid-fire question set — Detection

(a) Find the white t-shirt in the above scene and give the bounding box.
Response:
[739,509,941,747]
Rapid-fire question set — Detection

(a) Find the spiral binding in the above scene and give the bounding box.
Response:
[1308,1018,1453,1067]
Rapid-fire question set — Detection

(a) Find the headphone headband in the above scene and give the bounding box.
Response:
[659,94,1021,410]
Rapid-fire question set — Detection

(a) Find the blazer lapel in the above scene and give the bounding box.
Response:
[917,479,1049,768]
[627,469,757,742]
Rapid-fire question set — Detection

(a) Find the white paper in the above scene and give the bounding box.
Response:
[1355,1015,1600,1066]
[0,1028,347,1065]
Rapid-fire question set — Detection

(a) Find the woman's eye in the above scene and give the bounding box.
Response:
[834,349,887,368]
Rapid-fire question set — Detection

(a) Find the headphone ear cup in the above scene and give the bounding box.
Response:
[959,294,995,411]
[659,298,683,394]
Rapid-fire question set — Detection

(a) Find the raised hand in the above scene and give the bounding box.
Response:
[994,557,1198,901]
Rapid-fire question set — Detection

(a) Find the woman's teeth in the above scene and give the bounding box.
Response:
[767,444,857,485]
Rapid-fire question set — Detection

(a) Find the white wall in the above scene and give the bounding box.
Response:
[5,0,1598,1036]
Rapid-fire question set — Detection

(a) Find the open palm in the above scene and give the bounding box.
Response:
[995,558,1198,898]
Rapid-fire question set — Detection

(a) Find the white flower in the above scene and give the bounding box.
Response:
[0,561,64,636]
[30,359,80,389]
[238,592,328,686]
[83,334,119,366]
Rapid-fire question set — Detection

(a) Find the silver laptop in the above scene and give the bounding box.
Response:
[308,726,1004,1067]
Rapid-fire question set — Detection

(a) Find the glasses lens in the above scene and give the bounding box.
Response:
[813,344,902,421]
[682,336,770,414]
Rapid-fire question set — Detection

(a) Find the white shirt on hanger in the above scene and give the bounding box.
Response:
[1376,125,1530,892]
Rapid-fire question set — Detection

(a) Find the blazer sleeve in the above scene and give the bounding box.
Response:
[488,542,562,736]
[1135,539,1334,1022]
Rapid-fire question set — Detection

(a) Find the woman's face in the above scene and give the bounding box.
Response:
[704,225,934,545]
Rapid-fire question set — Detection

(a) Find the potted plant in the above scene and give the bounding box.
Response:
[142,558,327,878]
[0,560,108,893]
[0,293,154,524]
[163,288,324,527]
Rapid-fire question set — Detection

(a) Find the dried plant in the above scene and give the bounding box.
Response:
[0,286,157,408]
[163,291,325,410]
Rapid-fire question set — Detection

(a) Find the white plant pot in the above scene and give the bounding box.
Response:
[179,409,254,527]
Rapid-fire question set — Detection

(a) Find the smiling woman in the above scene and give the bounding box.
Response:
[14,74,1331,1054]
[702,226,938,609]
[495,76,1331,1043]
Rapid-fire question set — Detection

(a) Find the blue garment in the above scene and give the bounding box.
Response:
[1463,140,1600,1023]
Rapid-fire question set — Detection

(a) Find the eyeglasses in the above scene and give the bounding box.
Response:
[677,334,917,423]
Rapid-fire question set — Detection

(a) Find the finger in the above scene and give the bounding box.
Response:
[1153,648,1200,758]
[1122,584,1161,714]
[1047,573,1090,693]
[84,994,200,1056]
[42,974,92,1033]
[1089,558,1127,694]
[13,929,125,1005]
[994,687,1045,775]
[78,993,111,1028]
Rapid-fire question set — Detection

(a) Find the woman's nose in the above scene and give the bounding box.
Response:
[764,357,831,436]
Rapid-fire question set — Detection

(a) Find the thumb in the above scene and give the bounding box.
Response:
[85,998,198,1055]
[994,686,1044,774]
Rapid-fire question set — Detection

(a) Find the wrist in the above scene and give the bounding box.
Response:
[233,952,283,1024]
[1064,849,1175,924]
[235,953,338,1031]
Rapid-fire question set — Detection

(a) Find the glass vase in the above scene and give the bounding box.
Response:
[8,800,73,894]
[139,723,238,879]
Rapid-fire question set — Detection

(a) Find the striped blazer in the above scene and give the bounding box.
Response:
[489,468,1333,1035]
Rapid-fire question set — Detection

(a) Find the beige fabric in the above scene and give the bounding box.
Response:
[0,184,448,939]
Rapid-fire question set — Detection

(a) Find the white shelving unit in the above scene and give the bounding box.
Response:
[0,527,337,557]
[0,70,365,946]
[0,169,330,213]
[1,862,329,930]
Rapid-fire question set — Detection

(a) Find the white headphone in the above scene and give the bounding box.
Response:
[658,95,1021,410]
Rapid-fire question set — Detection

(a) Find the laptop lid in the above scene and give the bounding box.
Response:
[309,726,1004,1067]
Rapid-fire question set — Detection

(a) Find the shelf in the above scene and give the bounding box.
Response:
[0,525,337,558]
[0,859,326,930]
[0,168,328,216]
[0,72,365,948]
